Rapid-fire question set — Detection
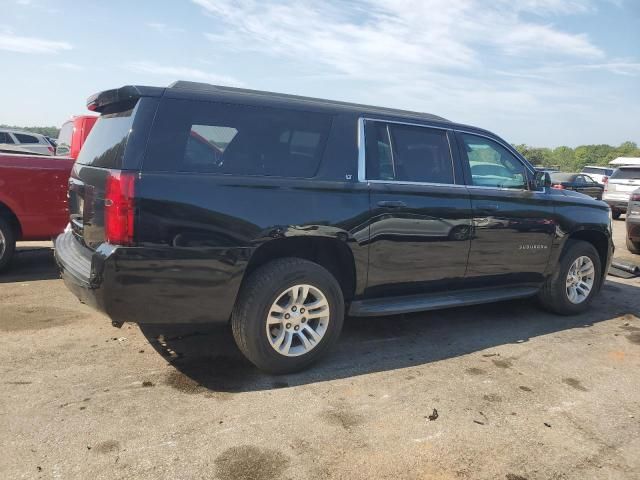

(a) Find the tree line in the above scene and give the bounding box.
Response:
[513,141,640,172]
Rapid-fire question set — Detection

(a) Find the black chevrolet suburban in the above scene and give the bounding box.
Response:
[55,81,613,373]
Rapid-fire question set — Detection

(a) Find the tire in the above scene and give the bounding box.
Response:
[612,210,621,220]
[231,258,344,374]
[0,217,16,272]
[538,240,601,315]
[627,237,640,255]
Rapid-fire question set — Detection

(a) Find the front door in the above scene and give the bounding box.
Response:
[456,131,556,286]
[363,120,472,298]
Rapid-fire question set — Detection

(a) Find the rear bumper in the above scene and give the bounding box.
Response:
[54,231,112,315]
[603,194,629,211]
[54,230,250,325]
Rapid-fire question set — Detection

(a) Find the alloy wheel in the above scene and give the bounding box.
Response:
[266,284,330,357]
[565,256,595,304]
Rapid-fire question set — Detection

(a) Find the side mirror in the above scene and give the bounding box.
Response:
[533,171,551,190]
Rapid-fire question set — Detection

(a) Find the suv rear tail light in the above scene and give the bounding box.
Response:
[105,171,136,245]
[552,184,565,190]
[631,193,640,201]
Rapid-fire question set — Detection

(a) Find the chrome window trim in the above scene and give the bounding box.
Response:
[357,117,366,182]
[368,179,467,188]
[357,116,458,187]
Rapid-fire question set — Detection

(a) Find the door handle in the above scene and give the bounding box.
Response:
[377,200,407,208]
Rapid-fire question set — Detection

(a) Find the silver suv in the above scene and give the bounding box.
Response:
[603,166,640,219]
[0,129,54,155]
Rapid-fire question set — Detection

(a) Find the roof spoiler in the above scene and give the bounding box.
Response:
[86,85,164,113]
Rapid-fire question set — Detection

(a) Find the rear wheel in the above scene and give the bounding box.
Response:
[0,217,16,272]
[627,237,640,255]
[612,209,622,220]
[538,240,601,315]
[231,258,344,374]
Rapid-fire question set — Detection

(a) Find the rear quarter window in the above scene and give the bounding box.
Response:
[76,104,137,168]
[144,99,333,178]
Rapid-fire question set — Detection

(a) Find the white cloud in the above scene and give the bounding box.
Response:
[126,61,243,86]
[145,22,185,34]
[190,0,637,146]
[0,33,71,54]
[52,62,84,71]
[194,0,605,84]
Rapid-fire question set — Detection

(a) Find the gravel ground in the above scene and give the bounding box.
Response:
[1,219,639,480]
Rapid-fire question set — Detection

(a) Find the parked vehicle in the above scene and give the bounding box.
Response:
[55,81,614,373]
[55,115,97,159]
[582,166,614,185]
[549,172,604,199]
[0,129,54,155]
[603,166,640,219]
[0,153,74,270]
[626,189,640,254]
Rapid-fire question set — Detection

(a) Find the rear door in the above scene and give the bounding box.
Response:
[456,131,555,285]
[362,119,472,298]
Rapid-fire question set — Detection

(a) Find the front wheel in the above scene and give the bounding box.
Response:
[0,217,16,272]
[538,240,601,315]
[231,258,344,374]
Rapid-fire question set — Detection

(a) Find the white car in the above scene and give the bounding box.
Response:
[603,166,640,219]
[0,129,54,155]
[581,166,614,184]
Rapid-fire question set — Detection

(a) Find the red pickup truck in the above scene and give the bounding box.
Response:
[0,115,95,271]
[0,154,73,270]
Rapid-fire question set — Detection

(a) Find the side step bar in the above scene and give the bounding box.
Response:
[348,286,539,317]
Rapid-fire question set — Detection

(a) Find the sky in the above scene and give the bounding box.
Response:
[0,0,638,147]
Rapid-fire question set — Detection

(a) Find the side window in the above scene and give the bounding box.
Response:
[365,121,454,184]
[56,122,74,156]
[584,175,596,184]
[460,133,527,189]
[145,99,332,178]
[15,133,39,144]
[575,175,586,185]
[0,132,14,144]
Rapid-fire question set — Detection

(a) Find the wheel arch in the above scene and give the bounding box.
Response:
[564,228,611,272]
[244,236,357,301]
[0,201,22,239]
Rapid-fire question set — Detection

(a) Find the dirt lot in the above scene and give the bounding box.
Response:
[1,220,640,480]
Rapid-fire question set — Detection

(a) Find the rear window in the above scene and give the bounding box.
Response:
[145,99,332,177]
[550,173,576,183]
[76,104,137,168]
[582,167,614,175]
[611,168,640,180]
